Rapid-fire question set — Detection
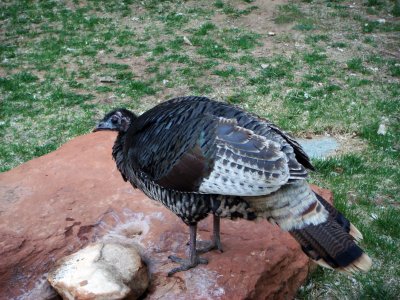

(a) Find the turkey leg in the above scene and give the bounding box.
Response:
[168,224,208,276]
[197,215,223,253]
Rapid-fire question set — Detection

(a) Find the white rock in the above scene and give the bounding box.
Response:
[183,36,193,46]
[378,117,389,135]
[99,76,116,83]
[377,123,387,135]
[48,243,149,300]
[377,18,386,24]
[267,32,275,36]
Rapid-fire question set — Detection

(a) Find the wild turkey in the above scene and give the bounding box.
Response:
[94,96,372,276]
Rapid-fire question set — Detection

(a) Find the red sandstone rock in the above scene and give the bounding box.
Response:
[0,132,333,300]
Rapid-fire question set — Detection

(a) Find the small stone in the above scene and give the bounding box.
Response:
[377,18,385,24]
[377,117,389,135]
[183,36,193,46]
[377,123,387,135]
[48,243,149,300]
[334,167,344,174]
[99,77,116,83]
[267,32,275,36]
[261,64,269,69]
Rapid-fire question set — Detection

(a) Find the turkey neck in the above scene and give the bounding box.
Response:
[112,131,128,180]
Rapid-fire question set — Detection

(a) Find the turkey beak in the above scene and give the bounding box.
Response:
[93,121,111,132]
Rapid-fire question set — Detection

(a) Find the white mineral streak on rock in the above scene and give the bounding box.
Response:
[183,268,226,299]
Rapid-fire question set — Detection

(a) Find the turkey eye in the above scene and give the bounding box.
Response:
[111,116,118,124]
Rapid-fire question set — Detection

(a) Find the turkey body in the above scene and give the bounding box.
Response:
[95,96,371,276]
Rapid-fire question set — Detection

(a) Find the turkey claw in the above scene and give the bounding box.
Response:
[196,240,223,254]
[167,255,208,276]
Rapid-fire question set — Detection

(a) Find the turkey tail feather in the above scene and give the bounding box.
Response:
[244,185,371,273]
[314,192,364,242]
[290,192,371,273]
[349,224,363,242]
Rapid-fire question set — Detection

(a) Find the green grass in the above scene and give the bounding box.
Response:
[347,57,368,73]
[214,0,257,17]
[1,0,399,298]
[274,3,302,24]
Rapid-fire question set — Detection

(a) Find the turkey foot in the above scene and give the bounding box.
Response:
[196,240,223,254]
[197,215,223,253]
[167,255,208,276]
[168,224,208,276]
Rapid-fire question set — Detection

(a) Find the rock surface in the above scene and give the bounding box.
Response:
[48,242,148,300]
[297,137,339,158]
[0,132,333,300]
